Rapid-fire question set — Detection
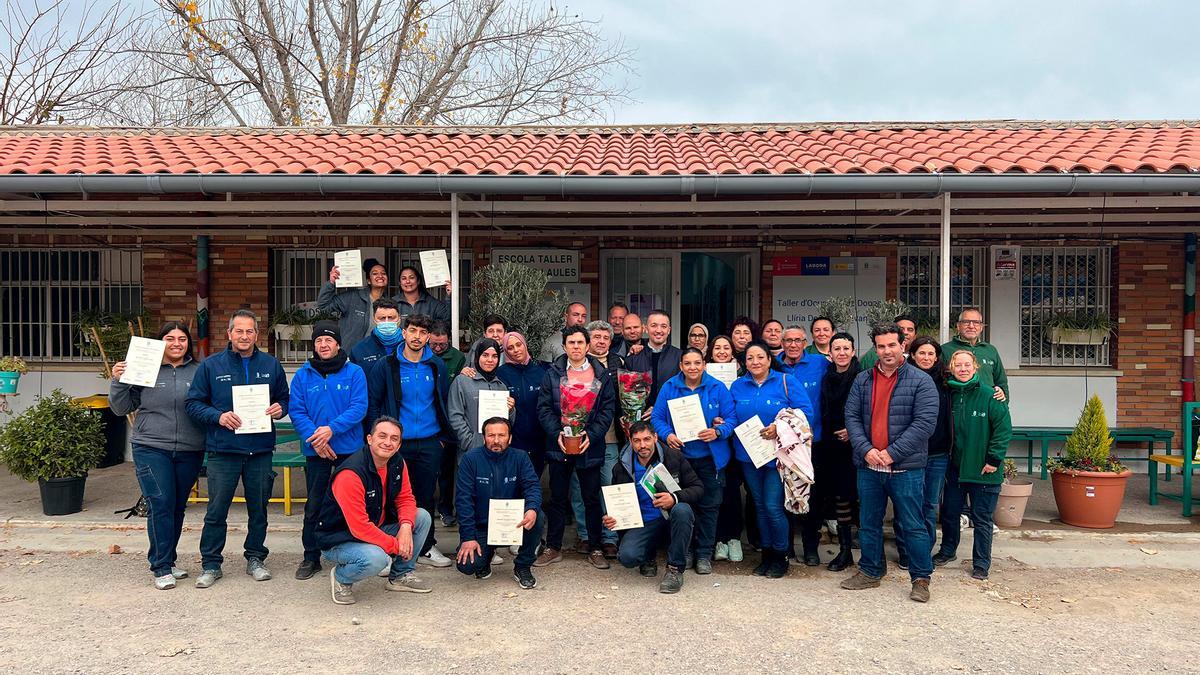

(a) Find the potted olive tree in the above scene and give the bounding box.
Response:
[994,459,1034,528]
[0,390,105,515]
[1048,394,1130,528]
[467,262,567,358]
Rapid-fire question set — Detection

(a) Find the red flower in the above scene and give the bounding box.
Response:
[560,377,600,436]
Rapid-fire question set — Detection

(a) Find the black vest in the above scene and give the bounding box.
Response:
[314,446,409,549]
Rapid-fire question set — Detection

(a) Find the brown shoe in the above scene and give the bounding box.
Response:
[840,571,882,590]
[533,547,562,568]
[575,538,591,554]
[588,550,611,570]
[601,543,619,559]
[910,578,931,603]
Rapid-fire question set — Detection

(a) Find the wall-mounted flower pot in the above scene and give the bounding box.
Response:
[272,324,313,342]
[1049,327,1110,346]
[0,371,19,394]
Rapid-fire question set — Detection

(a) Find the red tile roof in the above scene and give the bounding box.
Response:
[1,121,1198,176]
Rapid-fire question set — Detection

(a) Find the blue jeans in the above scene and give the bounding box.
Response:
[131,445,204,577]
[740,461,789,552]
[688,456,724,560]
[895,453,949,559]
[323,509,432,584]
[456,510,545,574]
[938,465,1002,573]
[857,468,934,581]
[571,443,620,545]
[617,503,695,569]
[200,451,275,570]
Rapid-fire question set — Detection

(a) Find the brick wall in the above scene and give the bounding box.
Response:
[1115,239,1187,439]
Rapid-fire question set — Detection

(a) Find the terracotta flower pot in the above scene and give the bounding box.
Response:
[994,478,1034,528]
[562,434,584,455]
[1050,468,1131,529]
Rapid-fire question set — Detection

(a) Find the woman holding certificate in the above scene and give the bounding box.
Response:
[730,342,814,579]
[707,334,752,562]
[447,339,515,455]
[650,348,735,575]
[109,321,205,591]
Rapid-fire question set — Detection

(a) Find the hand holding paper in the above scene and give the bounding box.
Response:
[334,250,363,288]
[419,249,451,288]
[486,499,524,546]
[735,415,777,468]
[119,337,167,387]
[666,394,706,444]
[601,483,643,530]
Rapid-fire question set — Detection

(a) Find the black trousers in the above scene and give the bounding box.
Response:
[545,458,604,551]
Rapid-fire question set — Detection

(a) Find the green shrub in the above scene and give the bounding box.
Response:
[0,390,104,481]
[1047,394,1125,473]
[467,263,567,358]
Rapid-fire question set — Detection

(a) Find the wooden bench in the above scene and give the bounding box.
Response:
[188,423,309,516]
[1148,404,1198,517]
[1010,426,1175,480]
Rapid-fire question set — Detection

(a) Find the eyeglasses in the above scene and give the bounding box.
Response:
[958,319,984,326]
[782,338,806,344]
[688,333,706,339]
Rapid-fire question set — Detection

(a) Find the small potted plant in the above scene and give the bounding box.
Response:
[815,296,857,332]
[0,389,105,515]
[0,355,29,394]
[271,304,315,348]
[1044,310,1114,346]
[864,298,912,326]
[994,459,1034,528]
[1047,394,1130,528]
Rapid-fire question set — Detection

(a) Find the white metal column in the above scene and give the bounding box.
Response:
[940,192,952,343]
[450,193,461,348]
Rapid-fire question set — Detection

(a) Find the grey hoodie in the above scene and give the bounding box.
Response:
[446,369,515,453]
[109,358,205,453]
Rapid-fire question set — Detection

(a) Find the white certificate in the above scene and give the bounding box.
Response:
[601,483,644,531]
[486,499,525,546]
[334,249,363,288]
[667,394,707,444]
[705,362,738,389]
[419,249,451,288]
[119,336,166,388]
[735,415,777,468]
[232,384,272,435]
[638,462,681,499]
[477,389,510,432]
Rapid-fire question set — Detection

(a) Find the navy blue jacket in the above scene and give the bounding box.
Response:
[365,345,451,441]
[454,445,542,545]
[349,333,390,371]
[497,360,548,459]
[536,354,617,469]
[844,361,939,471]
[622,343,682,406]
[185,344,289,454]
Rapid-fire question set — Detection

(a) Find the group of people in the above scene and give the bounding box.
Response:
[109,256,1013,606]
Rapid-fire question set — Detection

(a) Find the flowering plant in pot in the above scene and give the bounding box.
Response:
[559,377,599,455]
[0,390,104,515]
[1047,395,1130,529]
[994,459,1034,528]
[616,369,652,427]
[0,355,29,395]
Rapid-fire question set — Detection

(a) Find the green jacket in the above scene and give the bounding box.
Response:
[859,348,878,370]
[948,375,1012,485]
[941,336,1009,400]
[441,346,466,380]
[804,344,831,360]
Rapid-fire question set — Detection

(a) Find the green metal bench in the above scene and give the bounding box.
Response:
[1010,425,1175,480]
[1148,404,1198,517]
[188,422,309,516]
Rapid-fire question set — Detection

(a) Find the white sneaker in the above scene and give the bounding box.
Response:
[491,552,506,566]
[714,541,729,561]
[154,574,176,590]
[508,545,520,556]
[378,557,393,577]
[170,567,189,579]
[960,514,971,531]
[418,547,453,568]
[993,523,1000,534]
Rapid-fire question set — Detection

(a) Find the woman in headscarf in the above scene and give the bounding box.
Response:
[447,338,515,454]
[686,322,710,351]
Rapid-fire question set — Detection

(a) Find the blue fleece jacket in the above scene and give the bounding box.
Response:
[288,359,368,457]
[185,344,289,454]
[454,445,542,544]
[777,353,829,442]
[650,372,736,469]
[729,370,813,467]
[497,360,548,455]
[365,344,450,441]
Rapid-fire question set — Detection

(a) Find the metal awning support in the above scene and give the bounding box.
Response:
[450,193,461,349]
[940,192,952,344]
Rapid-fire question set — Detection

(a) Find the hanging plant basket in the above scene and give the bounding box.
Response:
[1050,327,1110,346]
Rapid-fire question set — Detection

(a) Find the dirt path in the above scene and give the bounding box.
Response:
[1,538,1197,674]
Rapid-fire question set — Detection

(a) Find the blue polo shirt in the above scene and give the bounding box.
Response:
[632,460,663,524]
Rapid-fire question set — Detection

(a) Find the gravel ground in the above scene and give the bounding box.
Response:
[1,539,1198,674]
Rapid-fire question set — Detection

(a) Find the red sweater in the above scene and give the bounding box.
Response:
[870,366,900,453]
[330,464,416,555]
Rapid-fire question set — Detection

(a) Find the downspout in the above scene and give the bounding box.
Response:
[940,192,951,344]
[196,235,210,357]
[1184,232,1196,402]
[450,193,461,349]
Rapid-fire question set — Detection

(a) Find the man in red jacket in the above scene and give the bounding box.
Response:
[315,416,434,605]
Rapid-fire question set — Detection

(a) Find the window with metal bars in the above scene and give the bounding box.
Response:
[897,246,989,330]
[0,249,143,361]
[1020,246,1112,367]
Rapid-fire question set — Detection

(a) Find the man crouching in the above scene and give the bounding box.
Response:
[316,416,433,605]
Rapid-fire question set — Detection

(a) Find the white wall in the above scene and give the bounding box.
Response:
[1007,372,1118,427]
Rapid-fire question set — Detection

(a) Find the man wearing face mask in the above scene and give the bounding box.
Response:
[288,321,369,581]
[319,257,392,351]
[350,299,404,371]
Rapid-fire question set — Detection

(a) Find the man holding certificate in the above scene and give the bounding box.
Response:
[185,310,289,589]
[605,421,704,594]
[453,418,543,589]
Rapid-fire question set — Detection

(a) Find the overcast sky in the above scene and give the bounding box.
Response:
[568,0,1200,124]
